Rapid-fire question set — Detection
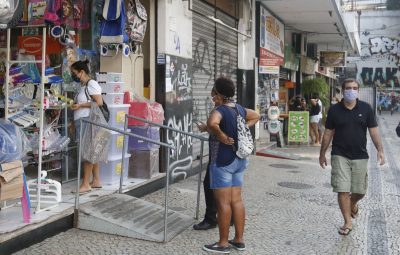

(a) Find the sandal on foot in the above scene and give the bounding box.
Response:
[338,227,352,236]
[71,188,92,194]
[203,242,230,254]
[351,206,359,219]
[89,182,103,189]
[228,240,246,251]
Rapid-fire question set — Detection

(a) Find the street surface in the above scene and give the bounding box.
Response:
[14,113,400,255]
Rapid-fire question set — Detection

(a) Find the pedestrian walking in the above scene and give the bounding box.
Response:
[309,95,321,145]
[316,95,323,143]
[319,78,385,236]
[202,77,259,254]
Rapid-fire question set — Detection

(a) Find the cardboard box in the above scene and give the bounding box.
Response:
[0,161,24,201]
[128,149,159,179]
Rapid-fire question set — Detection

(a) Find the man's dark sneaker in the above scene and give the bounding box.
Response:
[193,220,216,230]
[228,240,246,251]
[203,242,230,254]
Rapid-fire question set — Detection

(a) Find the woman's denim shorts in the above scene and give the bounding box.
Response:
[210,157,249,189]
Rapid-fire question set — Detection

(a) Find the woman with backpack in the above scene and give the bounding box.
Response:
[70,60,103,193]
[203,77,259,254]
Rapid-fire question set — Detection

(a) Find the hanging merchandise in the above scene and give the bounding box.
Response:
[62,0,90,29]
[0,0,24,28]
[99,0,128,44]
[44,0,61,25]
[28,0,46,25]
[17,53,41,83]
[126,0,147,43]
[0,119,31,163]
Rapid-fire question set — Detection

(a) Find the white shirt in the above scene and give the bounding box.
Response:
[317,100,323,119]
[74,80,102,120]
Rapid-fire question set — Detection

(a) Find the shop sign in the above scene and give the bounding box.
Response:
[319,51,346,67]
[288,111,309,143]
[259,5,284,74]
[300,56,317,75]
[283,45,299,71]
[259,66,279,74]
[17,36,61,56]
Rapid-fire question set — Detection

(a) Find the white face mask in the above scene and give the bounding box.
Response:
[343,89,358,103]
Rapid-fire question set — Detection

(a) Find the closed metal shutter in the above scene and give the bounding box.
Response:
[192,0,238,158]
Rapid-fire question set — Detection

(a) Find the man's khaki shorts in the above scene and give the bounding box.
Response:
[331,155,368,194]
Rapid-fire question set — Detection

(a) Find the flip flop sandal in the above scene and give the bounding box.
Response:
[338,227,352,236]
[71,188,92,194]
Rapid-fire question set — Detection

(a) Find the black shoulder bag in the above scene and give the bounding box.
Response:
[85,80,110,122]
[396,122,400,137]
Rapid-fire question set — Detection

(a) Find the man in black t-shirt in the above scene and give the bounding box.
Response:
[319,79,385,236]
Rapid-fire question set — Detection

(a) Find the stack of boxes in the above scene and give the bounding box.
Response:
[127,98,164,179]
[96,72,131,185]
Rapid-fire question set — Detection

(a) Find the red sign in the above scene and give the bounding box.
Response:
[259,48,284,67]
[17,36,61,56]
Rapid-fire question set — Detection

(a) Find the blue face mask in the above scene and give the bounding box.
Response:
[343,89,358,103]
[71,72,81,83]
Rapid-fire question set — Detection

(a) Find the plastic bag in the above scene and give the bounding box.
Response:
[124,91,164,126]
[0,119,31,164]
[81,102,111,164]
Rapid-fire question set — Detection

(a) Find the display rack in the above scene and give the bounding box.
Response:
[4,26,59,213]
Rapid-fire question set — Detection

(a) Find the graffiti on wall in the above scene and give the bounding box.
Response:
[360,67,400,87]
[192,36,237,122]
[358,35,400,87]
[165,55,193,180]
[367,37,400,65]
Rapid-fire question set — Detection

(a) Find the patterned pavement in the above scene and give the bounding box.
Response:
[14,113,400,255]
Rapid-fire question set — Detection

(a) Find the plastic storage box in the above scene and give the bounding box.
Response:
[99,154,131,185]
[100,82,123,93]
[103,93,124,105]
[128,149,159,179]
[108,104,130,129]
[128,126,160,150]
[96,72,123,83]
[108,129,130,156]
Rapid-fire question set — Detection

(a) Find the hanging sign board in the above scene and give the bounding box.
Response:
[268,119,281,134]
[259,5,284,74]
[267,106,280,120]
[288,111,309,143]
[319,51,346,67]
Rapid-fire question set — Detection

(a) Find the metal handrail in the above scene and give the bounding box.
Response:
[126,115,208,141]
[74,118,176,242]
[124,114,208,242]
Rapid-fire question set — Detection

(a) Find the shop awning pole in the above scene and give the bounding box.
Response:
[35,27,47,213]
[5,28,10,119]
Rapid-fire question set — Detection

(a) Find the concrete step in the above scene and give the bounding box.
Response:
[77,193,195,242]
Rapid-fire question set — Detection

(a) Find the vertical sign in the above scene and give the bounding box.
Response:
[259,5,284,74]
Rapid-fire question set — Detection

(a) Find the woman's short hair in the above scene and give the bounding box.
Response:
[341,78,360,90]
[71,60,90,74]
[214,77,235,98]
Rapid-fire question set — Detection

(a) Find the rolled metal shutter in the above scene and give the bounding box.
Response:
[192,0,238,158]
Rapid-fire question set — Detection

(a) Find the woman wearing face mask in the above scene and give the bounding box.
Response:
[70,60,103,193]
